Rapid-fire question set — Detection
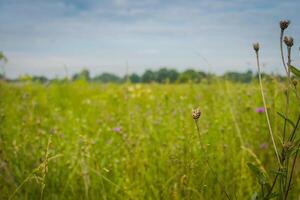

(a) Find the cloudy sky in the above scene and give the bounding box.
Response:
[0,0,300,78]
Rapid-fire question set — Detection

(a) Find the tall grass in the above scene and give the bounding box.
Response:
[0,79,299,199]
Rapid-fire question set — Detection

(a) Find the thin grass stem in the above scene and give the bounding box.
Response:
[255,50,281,166]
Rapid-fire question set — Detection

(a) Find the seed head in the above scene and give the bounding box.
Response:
[192,108,201,120]
[180,174,188,186]
[292,80,297,87]
[283,141,293,151]
[253,42,260,52]
[280,20,290,31]
[283,36,294,47]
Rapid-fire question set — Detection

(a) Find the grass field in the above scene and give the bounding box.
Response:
[0,79,299,199]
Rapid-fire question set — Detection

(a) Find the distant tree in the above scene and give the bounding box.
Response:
[156,68,178,83]
[223,70,253,83]
[141,70,157,83]
[18,74,32,82]
[254,72,273,81]
[72,69,90,81]
[0,52,7,62]
[129,73,141,83]
[32,76,48,83]
[244,70,253,82]
[0,51,8,78]
[93,73,121,83]
[178,69,206,83]
[168,69,179,83]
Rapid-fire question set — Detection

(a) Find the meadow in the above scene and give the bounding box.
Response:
[0,78,299,199]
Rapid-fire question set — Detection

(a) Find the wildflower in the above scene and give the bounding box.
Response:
[253,43,260,52]
[283,36,294,47]
[113,127,122,133]
[279,20,290,31]
[259,143,268,150]
[192,108,201,120]
[255,107,265,113]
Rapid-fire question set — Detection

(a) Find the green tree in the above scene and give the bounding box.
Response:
[0,51,8,78]
[93,73,121,83]
[129,73,141,83]
[156,68,178,83]
[223,70,253,83]
[72,69,90,81]
[141,70,157,83]
[178,69,206,83]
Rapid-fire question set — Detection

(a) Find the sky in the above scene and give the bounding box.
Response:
[0,0,300,78]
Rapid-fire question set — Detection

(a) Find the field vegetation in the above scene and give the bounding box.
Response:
[0,78,299,199]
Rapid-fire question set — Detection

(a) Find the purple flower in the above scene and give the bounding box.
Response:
[259,143,268,150]
[113,127,122,133]
[255,107,265,113]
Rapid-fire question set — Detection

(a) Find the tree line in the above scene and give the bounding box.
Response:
[15,68,284,84]
[0,51,287,84]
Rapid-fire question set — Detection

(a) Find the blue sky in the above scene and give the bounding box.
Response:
[0,0,300,78]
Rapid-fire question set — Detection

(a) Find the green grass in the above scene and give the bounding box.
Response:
[0,79,299,199]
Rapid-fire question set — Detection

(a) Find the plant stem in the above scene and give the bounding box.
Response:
[280,30,289,76]
[194,120,231,200]
[194,119,201,140]
[265,170,279,198]
[283,46,292,143]
[288,114,300,142]
[287,47,291,79]
[283,93,289,143]
[280,31,291,144]
[255,51,281,166]
[40,136,52,200]
[284,141,300,200]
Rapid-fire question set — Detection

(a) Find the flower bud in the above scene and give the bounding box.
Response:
[292,80,297,87]
[192,108,201,120]
[284,36,294,47]
[253,43,260,52]
[280,20,290,31]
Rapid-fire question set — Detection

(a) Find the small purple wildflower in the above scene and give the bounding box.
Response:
[259,143,268,150]
[113,127,122,133]
[255,107,265,113]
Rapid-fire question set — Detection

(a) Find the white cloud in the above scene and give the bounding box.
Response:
[113,0,128,8]
[0,0,299,78]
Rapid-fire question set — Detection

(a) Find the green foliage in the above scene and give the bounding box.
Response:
[128,73,141,83]
[0,51,8,63]
[223,70,253,83]
[247,162,267,185]
[141,69,157,83]
[93,73,122,83]
[290,65,300,77]
[276,112,296,129]
[177,69,206,83]
[156,68,179,83]
[72,69,90,81]
[47,68,261,84]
